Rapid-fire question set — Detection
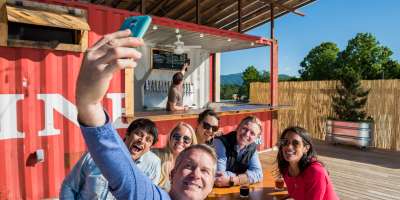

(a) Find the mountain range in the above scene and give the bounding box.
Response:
[220,72,293,85]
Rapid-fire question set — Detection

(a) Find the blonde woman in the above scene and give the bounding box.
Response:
[153,122,198,191]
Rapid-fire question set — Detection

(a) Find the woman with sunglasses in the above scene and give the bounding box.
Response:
[213,116,263,187]
[196,109,220,145]
[277,126,338,200]
[153,122,198,191]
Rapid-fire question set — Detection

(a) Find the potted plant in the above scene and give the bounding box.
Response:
[326,66,373,149]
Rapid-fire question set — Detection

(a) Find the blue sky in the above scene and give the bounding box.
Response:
[220,0,400,76]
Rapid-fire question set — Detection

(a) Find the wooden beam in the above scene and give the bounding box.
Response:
[270,2,274,39]
[275,2,304,16]
[224,0,287,31]
[240,0,314,32]
[206,0,257,28]
[141,0,145,14]
[196,0,200,24]
[237,0,241,32]
[204,0,238,26]
[147,0,169,15]
[126,0,139,11]
[259,0,305,16]
[214,0,260,29]
[220,3,269,30]
[164,0,192,18]
[177,0,220,22]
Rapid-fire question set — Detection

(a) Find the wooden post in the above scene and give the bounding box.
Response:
[270,39,279,148]
[125,68,134,118]
[0,0,8,46]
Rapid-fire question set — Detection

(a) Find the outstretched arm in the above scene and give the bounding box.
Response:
[76,29,169,200]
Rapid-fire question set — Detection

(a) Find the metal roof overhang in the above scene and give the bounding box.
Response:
[145,16,272,53]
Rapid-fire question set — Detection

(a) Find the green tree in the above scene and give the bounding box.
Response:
[299,42,339,80]
[239,66,261,99]
[336,33,394,80]
[332,67,370,121]
[220,84,240,100]
[382,60,400,79]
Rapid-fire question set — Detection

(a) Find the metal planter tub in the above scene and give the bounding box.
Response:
[326,120,373,149]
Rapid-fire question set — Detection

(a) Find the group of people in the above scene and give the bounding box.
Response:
[61,29,339,200]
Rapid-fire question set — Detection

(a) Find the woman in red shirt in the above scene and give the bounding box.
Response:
[276,127,339,200]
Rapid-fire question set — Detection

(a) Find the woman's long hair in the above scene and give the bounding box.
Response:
[276,126,321,176]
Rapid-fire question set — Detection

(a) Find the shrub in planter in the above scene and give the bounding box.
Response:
[327,67,373,148]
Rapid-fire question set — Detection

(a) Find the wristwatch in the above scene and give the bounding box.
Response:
[229,176,235,187]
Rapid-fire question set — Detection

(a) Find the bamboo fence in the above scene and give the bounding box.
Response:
[250,80,400,151]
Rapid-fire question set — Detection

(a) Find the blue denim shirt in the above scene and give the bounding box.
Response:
[213,138,263,183]
[60,150,161,200]
[77,114,170,200]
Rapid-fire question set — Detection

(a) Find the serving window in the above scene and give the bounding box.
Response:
[0,0,90,52]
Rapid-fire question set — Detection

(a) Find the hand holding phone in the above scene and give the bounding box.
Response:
[120,15,152,38]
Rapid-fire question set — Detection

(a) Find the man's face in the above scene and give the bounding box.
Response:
[124,130,154,160]
[236,121,260,148]
[197,115,219,144]
[169,149,215,200]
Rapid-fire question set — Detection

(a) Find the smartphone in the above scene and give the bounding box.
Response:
[184,58,190,71]
[120,15,152,38]
[185,58,190,65]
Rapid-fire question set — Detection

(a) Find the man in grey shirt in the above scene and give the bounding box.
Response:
[167,62,189,111]
[60,118,161,199]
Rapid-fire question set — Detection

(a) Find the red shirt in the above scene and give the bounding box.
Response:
[283,162,339,200]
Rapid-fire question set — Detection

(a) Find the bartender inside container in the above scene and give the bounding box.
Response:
[166,59,190,111]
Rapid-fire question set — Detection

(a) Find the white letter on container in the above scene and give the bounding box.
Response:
[37,94,78,136]
[106,93,129,129]
[0,94,25,139]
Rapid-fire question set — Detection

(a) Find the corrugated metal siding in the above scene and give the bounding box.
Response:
[0,1,274,199]
[0,2,129,199]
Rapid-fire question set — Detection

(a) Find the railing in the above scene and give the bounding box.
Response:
[250,80,400,151]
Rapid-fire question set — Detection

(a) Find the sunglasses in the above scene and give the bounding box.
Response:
[279,139,303,148]
[172,133,192,145]
[202,121,219,132]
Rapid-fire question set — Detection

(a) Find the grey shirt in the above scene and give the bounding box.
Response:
[166,85,183,111]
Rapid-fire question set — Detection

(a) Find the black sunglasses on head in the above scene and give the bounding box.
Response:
[202,121,219,132]
[172,133,192,145]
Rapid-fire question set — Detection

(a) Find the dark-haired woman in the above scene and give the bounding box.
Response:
[196,109,220,145]
[277,126,339,200]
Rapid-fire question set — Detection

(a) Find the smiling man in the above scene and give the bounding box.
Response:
[213,116,263,187]
[60,118,161,199]
[73,29,217,200]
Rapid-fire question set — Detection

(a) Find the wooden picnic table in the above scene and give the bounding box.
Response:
[207,169,288,200]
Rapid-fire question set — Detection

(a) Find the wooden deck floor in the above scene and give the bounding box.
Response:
[259,141,400,200]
